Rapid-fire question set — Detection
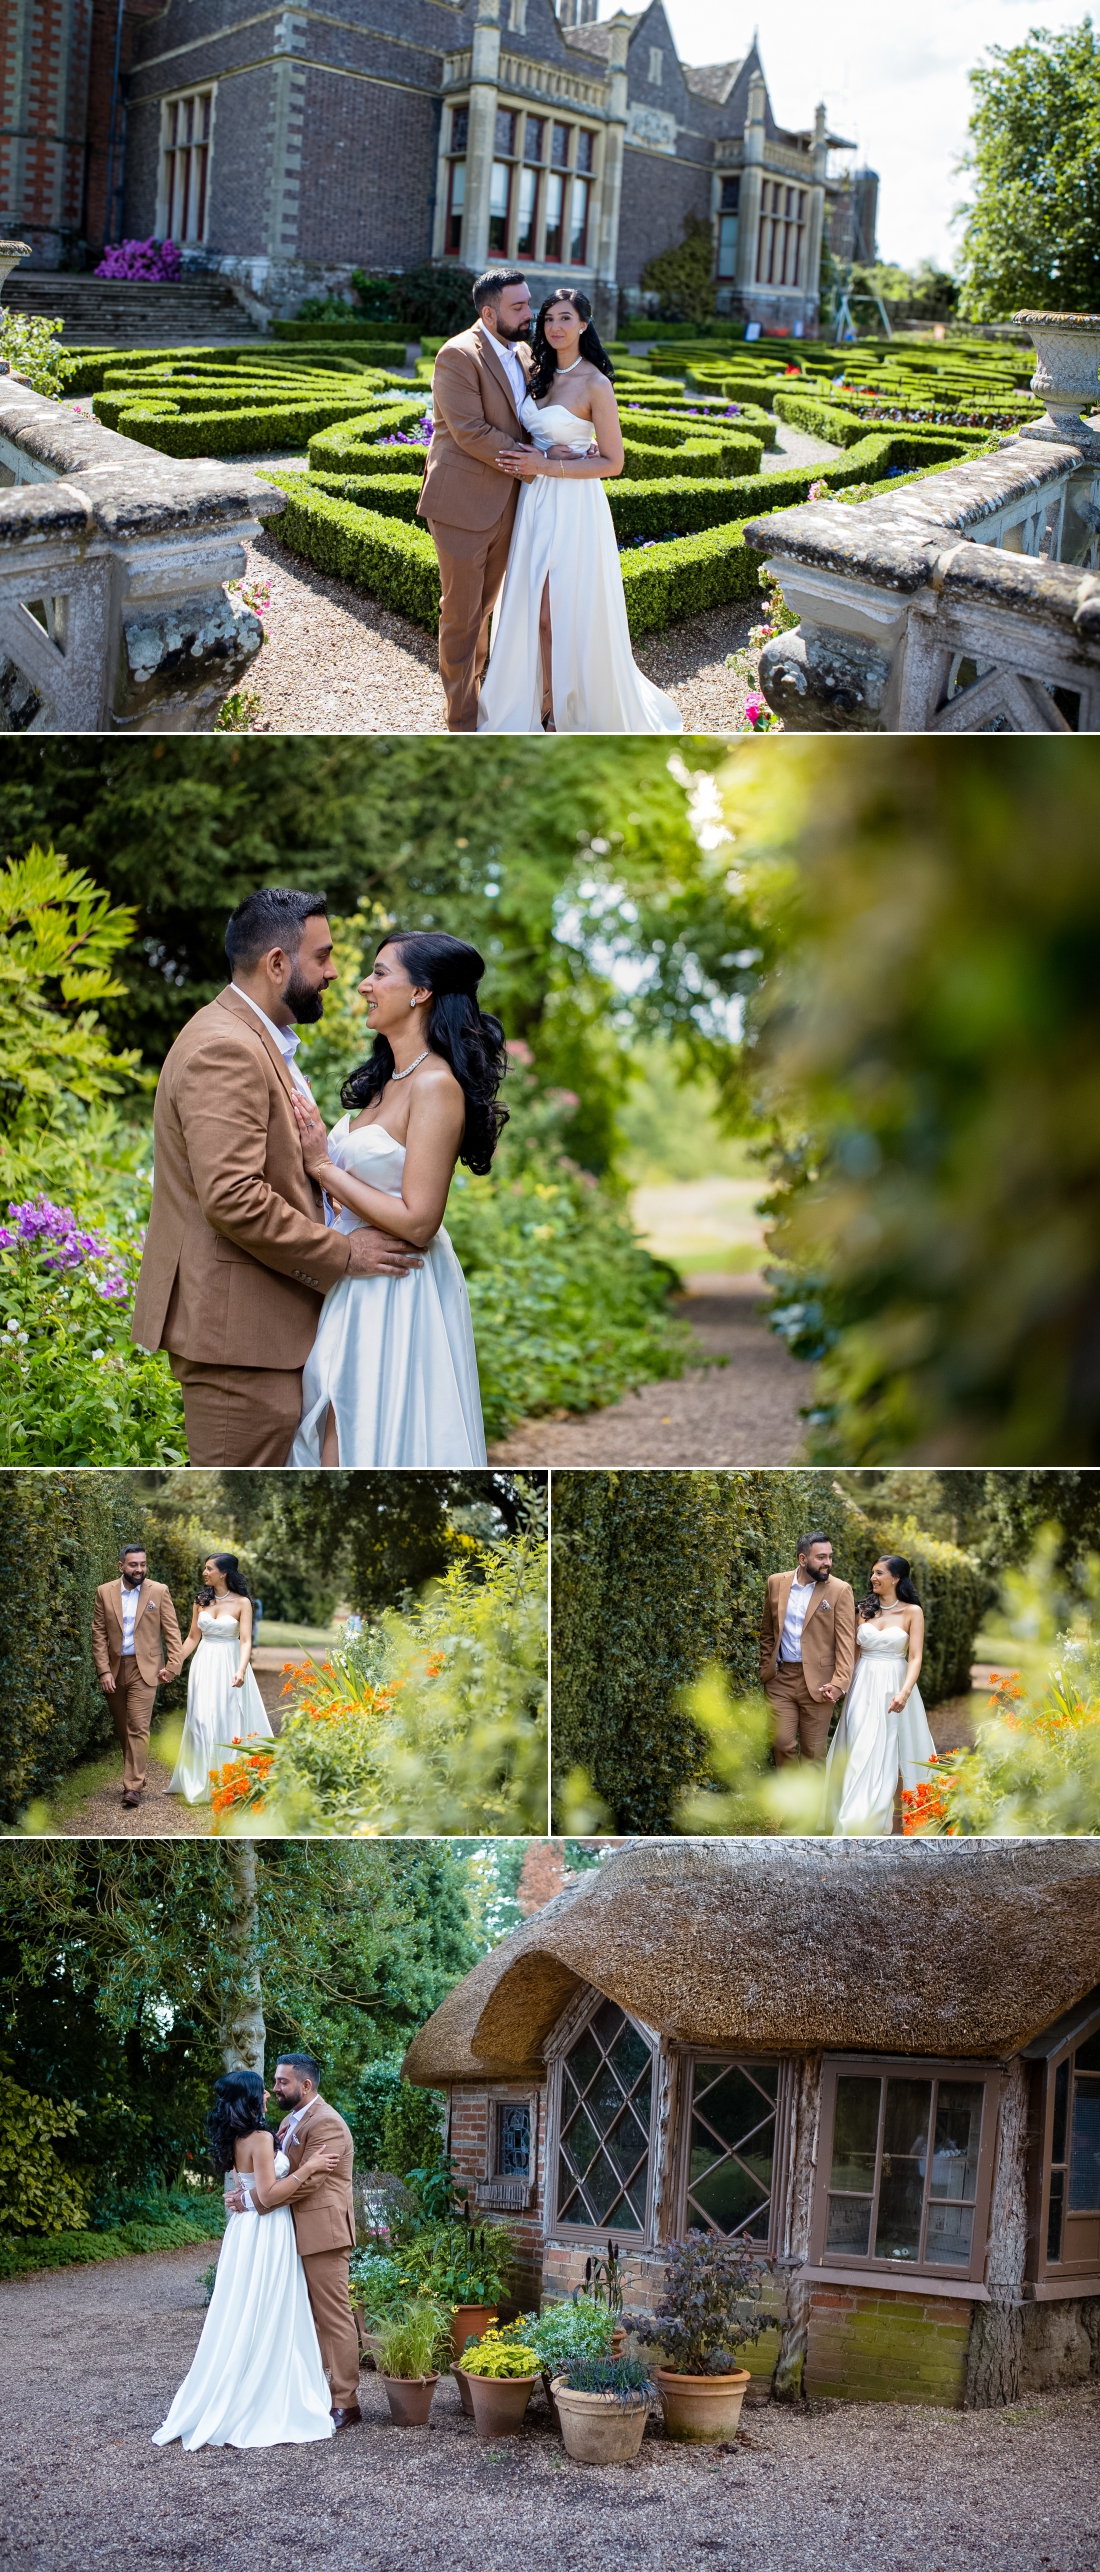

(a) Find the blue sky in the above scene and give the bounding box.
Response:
[597,2,1090,269]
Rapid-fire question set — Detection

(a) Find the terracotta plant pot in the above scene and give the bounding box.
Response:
[452,2362,475,2419]
[550,2376,649,2464]
[610,2324,627,2358]
[450,2303,498,2364]
[655,2366,751,2443]
[381,2371,439,2427]
[466,2370,538,2440]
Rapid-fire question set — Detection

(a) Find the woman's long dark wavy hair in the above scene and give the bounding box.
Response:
[341,931,508,1177]
[207,2069,269,2178]
[857,1553,922,1621]
[199,1552,254,1604]
[527,287,615,405]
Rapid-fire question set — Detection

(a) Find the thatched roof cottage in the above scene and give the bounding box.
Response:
[404,1840,1100,2407]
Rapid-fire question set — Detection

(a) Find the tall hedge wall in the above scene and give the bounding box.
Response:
[0,1475,200,1821]
[550,1471,987,1832]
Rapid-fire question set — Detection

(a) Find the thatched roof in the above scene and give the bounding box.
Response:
[403,1839,1100,2083]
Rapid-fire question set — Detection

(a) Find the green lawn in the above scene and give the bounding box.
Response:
[252,1621,340,1652]
[27,1716,185,1832]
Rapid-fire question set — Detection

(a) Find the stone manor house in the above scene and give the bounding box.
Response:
[404,1840,1100,2406]
[4,0,875,336]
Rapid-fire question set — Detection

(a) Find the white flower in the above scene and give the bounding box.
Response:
[4,1317,16,1332]
[92,1347,105,1360]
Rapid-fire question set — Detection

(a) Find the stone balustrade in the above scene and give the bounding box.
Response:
[0,378,286,731]
[748,313,1100,732]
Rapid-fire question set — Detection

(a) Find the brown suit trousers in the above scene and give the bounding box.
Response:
[427,503,518,733]
[111,1660,158,1792]
[168,1353,305,1467]
[419,324,532,731]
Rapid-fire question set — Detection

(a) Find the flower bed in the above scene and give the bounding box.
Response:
[0,1195,185,1465]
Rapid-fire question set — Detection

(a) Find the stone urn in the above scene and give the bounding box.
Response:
[550,2376,650,2464]
[0,242,30,301]
[1014,310,1100,457]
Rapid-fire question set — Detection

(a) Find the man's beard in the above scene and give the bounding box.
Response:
[496,320,531,344]
[284,969,325,1024]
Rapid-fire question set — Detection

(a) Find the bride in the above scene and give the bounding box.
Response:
[824,1553,938,1836]
[477,286,682,736]
[286,929,505,1468]
[153,2070,339,2450]
[166,1553,273,1805]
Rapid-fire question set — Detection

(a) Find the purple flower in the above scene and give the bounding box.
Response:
[3,1196,113,1269]
[95,236,181,283]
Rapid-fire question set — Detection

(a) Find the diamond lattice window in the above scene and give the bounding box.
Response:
[556,2000,653,2231]
[686,2060,777,2241]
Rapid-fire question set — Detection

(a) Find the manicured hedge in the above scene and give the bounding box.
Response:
[307,466,764,544]
[0,1472,201,1822]
[106,394,425,457]
[272,320,409,348]
[551,1470,987,1832]
[619,431,762,479]
[265,470,441,624]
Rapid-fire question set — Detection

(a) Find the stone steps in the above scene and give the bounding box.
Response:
[1,273,264,346]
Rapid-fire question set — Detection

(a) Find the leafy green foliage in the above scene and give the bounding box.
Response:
[551,1471,986,1832]
[462,2330,539,2379]
[0,2080,89,2233]
[629,2232,768,2373]
[2,312,67,397]
[557,2355,653,2403]
[352,259,478,337]
[527,2298,616,2371]
[957,20,1100,318]
[0,2202,225,2280]
[0,1236,185,1468]
[347,2053,445,2177]
[375,2294,450,2378]
[641,213,719,324]
[401,2217,516,2306]
[739,740,1100,1460]
[220,1518,548,1835]
[0,844,142,1194]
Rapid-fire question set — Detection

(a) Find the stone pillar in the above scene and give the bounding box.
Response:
[735,72,766,306]
[463,0,502,277]
[265,12,308,270]
[593,11,630,338]
[802,103,828,330]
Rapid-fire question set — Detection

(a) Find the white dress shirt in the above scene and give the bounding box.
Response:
[484,329,527,417]
[779,1573,817,1664]
[120,1579,140,1655]
[233,986,313,1096]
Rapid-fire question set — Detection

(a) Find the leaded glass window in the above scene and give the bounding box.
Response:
[686,2059,777,2242]
[1045,2026,1100,2267]
[498,2103,530,2179]
[556,2000,653,2232]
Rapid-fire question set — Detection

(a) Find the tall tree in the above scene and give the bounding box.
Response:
[957,20,1100,318]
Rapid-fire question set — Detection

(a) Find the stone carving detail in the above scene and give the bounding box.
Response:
[626,102,677,153]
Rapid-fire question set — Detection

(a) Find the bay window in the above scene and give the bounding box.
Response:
[1035,2016,1100,2279]
[810,2056,997,2286]
[544,169,564,262]
[570,175,590,265]
[717,176,739,280]
[160,88,214,246]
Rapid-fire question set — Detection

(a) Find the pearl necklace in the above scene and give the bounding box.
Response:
[389,1049,430,1081]
[556,355,583,373]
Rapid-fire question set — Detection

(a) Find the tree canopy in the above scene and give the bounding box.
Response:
[957,20,1100,318]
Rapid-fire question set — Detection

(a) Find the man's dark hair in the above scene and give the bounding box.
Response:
[796,1531,831,1559]
[277,2051,321,2087]
[472,266,526,313]
[119,1544,146,1560]
[225,888,329,974]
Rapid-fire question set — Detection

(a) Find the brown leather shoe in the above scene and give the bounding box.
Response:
[330,2405,361,2431]
[122,1789,142,1808]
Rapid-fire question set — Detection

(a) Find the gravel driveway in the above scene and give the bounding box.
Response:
[5,2245,1095,2572]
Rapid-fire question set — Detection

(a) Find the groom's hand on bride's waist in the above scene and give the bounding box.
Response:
[346,1227,423,1278]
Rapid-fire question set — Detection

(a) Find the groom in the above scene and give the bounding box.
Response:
[418,266,534,732]
[274,2053,360,2429]
[91,1543,184,1809]
[132,887,423,1466]
[759,1532,856,1766]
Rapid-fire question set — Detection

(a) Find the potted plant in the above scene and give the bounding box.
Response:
[461,2326,541,2440]
[572,2240,628,2356]
[348,2242,405,2370]
[403,2207,515,2365]
[527,2295,617,2423]
[374,2295,448,2427]
[629,2232,769,2443]
[550,2355,655,2464]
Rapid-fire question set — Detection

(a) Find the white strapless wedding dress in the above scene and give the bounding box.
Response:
[152,2157,335,2450]
[824,1620,938,1837]
[287,1115,486,1467]
[477,394,682,735]
[166,1611,274,1805]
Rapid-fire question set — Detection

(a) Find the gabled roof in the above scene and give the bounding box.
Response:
[404,1839,1100,2084]
[683,60,745,104]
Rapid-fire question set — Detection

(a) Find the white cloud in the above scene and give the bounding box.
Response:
[597,0,1093,269]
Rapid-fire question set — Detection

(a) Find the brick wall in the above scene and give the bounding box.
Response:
[293,66,439,269]
[616,145,709,287]
[448,2081,547,2312]
[805,2283,973,2408]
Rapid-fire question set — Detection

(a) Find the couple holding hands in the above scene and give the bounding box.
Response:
[760,1533,938,1834]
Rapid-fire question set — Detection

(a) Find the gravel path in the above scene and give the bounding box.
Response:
[3,2246,1096,2572]
[62,1750,213,1839]
[489,1275,809,1466]
[242,419,840,735]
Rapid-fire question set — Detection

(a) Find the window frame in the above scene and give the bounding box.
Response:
[157,84,216,248]
[669,2048,786,2257]
[444,154,466,258]
[473,2085,540,2213]
[809,2054,1000,2289]
[545,1989,660,2246]
[569,173,591,267]
[1030,2001,1100,2288]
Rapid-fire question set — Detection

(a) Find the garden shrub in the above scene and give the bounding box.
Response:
[214,1518,548,1835]
[0,1202,186,1471]
[619,430,763,479]
[0,1470,198,1820]
[101,392,421,457]
[0,2082,90,2233]
[551,1472,985,1831]
[264,473,441,625]
[346,2054,445,2178]
[273,323,408,358]
[0,2202,225,2280]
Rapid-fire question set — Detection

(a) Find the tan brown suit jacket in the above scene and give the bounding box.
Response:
[417,323,532,537]
[759,1571,856,1694]
[91,1579,184,1685]
[132,986,354,1372]
[280,2098,356,2258]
